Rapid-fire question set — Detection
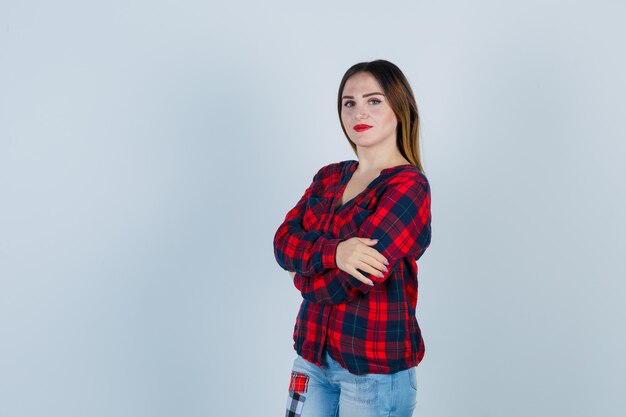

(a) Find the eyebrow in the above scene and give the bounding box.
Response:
[341,92,385,99]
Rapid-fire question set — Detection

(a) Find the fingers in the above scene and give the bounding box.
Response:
[349,266,374,286]
[355,258,386,280]
[341,238,391,287]
[357,237,389,266]
[362,242,389,271]
[358,237,379,246]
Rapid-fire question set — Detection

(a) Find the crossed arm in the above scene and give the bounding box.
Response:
[274,171,432,305]
[272,166,344,278]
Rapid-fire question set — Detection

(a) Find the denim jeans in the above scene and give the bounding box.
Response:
[285,349,418,417]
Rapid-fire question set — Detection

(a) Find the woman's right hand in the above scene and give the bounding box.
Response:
[335,238,389,286]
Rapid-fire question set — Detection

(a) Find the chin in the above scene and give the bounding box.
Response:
[353,137,382,147]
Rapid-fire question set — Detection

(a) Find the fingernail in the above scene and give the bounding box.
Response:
[384,260,389,266]
[383,266,388,272]
[377,272,384,278]
[368,281,374,286]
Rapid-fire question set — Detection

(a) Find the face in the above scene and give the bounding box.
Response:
[340,72,398,149]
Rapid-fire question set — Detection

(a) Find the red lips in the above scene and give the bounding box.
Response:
[353,124,373,132]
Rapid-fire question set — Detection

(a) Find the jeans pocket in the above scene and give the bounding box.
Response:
[408,367,418,391]
[353,376,379,404]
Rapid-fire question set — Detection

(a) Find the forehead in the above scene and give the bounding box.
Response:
[343,72,382,94]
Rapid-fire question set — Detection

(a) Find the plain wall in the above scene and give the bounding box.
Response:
[1,1,625,416]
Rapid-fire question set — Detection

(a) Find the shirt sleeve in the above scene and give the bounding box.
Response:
[293,174,432,304]
[273,165,345,277]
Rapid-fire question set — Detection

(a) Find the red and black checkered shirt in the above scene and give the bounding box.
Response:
[273,160,432,375]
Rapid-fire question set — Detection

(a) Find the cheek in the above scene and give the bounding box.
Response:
[341,112,352,128]
[375,110,396,129]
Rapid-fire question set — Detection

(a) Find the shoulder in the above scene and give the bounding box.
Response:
[312,159,354,181]
[383,166,431,204]
[388,166,430,188]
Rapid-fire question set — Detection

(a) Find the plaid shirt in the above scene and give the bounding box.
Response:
[273,160,432,375]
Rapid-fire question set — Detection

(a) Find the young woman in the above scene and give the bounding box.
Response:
[273,59,432,417]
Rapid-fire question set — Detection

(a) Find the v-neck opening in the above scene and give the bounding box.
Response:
[332,160,413,215]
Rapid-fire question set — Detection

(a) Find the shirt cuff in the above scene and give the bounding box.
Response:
[321,237,343,269]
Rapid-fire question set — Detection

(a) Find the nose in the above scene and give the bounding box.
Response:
[356,111,369,120]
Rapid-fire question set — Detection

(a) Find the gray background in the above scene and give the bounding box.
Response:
[1,1,625,416]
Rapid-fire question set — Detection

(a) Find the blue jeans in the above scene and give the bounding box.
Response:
[285,349,418,417]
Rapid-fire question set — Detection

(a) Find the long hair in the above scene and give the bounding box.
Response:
[337,59,426,174]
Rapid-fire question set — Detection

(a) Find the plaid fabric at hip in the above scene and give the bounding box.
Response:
[289,371,310,393]
[285,391,306,417]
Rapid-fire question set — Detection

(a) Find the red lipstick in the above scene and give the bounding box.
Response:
[353,124,373,132]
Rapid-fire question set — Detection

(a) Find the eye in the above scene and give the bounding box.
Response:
[343,98,382,108]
